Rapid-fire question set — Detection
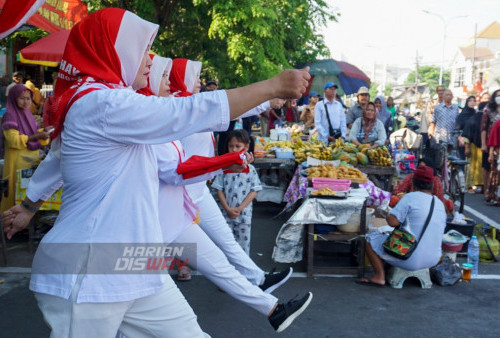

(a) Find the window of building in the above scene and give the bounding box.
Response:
[454,67,465,87]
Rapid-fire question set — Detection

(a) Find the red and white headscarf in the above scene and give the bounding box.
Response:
[149,55,173,96]
[52,8,158,137]
[169,58,202,97]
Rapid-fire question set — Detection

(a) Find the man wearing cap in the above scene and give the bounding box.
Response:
[346,86,370,129]
[314,82,346,143]
[5,71,23,99]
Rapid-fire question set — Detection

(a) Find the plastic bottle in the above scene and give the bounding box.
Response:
[467,235,480,278]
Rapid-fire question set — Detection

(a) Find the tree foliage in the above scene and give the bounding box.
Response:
[405,65,450,91]
[82,0,337,87]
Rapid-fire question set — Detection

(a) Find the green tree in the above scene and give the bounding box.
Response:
[405,65,450,91]
[369,83,378,101]
[82,0,337,87]
[384,84,393,97]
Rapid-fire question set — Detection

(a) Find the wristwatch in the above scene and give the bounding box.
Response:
[21,200,39,213]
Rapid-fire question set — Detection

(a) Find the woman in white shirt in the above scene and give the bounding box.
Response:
[3,8,311,337]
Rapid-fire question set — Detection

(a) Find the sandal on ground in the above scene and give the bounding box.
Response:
[177,266,192,281]
[355,277,385,287]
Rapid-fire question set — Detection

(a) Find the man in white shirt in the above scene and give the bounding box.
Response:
[314,82,347,143]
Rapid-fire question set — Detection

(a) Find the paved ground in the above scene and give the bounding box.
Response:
[1,196,500,337]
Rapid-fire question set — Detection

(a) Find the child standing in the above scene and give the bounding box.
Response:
[212,130,262,255]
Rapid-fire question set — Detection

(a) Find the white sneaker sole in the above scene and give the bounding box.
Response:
[276,292,313,333]
[264,267,293,294]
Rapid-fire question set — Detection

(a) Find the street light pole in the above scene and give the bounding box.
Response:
[422,10,469,86]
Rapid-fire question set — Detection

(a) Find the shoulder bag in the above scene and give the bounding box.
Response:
[323,102,342,139]
[382,196,435,260]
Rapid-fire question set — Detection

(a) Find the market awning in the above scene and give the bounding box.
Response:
[298,59,371,96]
[18,29,70,67]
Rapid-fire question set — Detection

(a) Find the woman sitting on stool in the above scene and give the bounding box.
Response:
[358,166,447,286]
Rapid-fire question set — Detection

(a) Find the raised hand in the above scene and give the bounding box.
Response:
[271,67,310,99]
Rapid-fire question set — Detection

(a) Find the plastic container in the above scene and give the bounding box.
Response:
[338,208,375,233]
[444,218,476,252]
[442,242,463,252]
[462,263,473,281]
[312,178,351,191]
[467,235,480,278]
[274,149,294,159]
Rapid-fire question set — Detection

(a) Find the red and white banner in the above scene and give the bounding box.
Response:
[0,0,87,39]
[0,0,46,40]
[28,0,88,33]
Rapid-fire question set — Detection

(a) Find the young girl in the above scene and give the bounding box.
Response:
[212,129,262,255]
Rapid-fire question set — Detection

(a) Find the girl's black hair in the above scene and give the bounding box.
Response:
[224,129,254,154]
[487,89,500,112]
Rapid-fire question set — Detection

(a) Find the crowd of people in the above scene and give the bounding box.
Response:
[1,6,500,336]
[254,80,500,207]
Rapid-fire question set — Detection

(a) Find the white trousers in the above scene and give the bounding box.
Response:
[35,275,207,338]
[196,190,266,286]
[175,223,277,316]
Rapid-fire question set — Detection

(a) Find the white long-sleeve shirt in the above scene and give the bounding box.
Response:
[314,99,347,142]
[30,86,229,303]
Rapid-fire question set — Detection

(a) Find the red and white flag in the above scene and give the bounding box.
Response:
[0,0,46,40]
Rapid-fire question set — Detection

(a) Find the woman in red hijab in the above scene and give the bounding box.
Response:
[2,8,311,337]
[1,84,51,212]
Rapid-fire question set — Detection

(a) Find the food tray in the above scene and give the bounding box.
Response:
[312,178,351,191]
[309,191,348,199]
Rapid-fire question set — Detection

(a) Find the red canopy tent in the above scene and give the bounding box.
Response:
[18,29,70,67]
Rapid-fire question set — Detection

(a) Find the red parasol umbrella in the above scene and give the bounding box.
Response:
[18,29,70,67]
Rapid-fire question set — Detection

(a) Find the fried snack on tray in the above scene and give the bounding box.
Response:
[306,164,367,183]
[311,187,336,196]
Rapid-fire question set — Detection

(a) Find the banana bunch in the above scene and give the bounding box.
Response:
[367,146,393,166]
[333,138,344,148]
[294,142,332,163]
[263,141,294,152]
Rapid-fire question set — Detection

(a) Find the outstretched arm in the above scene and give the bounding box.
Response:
[226,68,310,120]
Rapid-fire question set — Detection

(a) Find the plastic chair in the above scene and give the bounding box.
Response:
[387,267,432,289]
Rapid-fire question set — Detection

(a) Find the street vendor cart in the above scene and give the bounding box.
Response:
[273,187,369,277]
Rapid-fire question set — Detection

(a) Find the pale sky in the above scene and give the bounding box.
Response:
[322,0,500,71]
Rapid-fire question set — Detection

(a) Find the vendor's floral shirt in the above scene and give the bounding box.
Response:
[392,174,444,201]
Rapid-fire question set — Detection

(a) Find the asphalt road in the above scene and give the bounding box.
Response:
[1,197,499,337]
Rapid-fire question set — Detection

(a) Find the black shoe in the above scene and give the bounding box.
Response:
[259,267,293,293]
[269,292,313,333]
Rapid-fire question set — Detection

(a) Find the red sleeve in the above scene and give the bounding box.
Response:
[487,120,500,147]
[177,151,245,179]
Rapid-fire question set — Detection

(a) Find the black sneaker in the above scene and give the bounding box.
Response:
[259,267,293,293]
[269,292,313,333]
